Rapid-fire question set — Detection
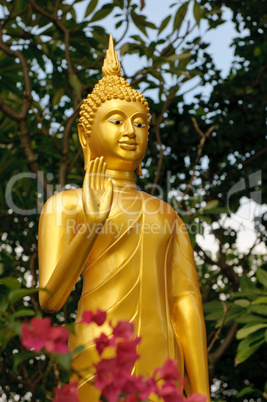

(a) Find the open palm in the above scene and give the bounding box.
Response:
[83,157,113,225]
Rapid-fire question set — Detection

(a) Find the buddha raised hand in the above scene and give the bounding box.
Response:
[38,35,210,401]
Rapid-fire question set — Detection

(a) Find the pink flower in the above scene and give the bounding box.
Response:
[112,321,134,339]
[21,317,51,352]
[121,375,158,400]
[94,333,114,356]
[45,326,70,354]
[53,382,79,402]
[158,382,184,402]
[186,393,207,402]
[94,358,126,402]
[139,377,159,400]
[81,309,106,326]
[155,358,180,382]
[21,317,69,354]
[121,375,144,394]
[116,337,141,370]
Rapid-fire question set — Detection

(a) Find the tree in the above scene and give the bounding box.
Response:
[0,0,266,400]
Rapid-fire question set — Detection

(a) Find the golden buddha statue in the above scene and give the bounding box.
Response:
[38,35,210,401]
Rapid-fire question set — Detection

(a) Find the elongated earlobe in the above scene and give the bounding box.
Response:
[83,148,91,171]
[136,164,143,176]
[78,123,91,170]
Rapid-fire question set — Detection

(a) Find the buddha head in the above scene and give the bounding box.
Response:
[78,35,150,174]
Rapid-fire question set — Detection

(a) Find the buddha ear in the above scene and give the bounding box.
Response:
[136,163,143,176]
[78,123,91,171]
[78,123,88,148]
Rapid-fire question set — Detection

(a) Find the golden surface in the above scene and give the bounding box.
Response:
[38,35,210,401]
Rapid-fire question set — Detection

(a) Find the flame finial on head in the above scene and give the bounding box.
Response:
[102,34,122,77]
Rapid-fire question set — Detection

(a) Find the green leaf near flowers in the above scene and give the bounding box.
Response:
[53,353,72,372]
[0,321,21,349]
[0,277,21,290]
[13,351,38,371]
[8,288,40,305]
[12,309,36,318]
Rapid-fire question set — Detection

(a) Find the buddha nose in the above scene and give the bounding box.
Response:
[123,119,135,138]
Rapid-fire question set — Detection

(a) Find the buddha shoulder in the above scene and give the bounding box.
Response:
[141,191,176,220]
[41,188,83,217]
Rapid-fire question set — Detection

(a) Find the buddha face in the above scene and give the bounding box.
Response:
[88,99,148,171]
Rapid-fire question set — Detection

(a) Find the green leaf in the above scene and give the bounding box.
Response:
[0,277,21,290]
[12,309,36,318]
[0,322,21,349]
[85,0,98,18]
[0,295,8,312]
[234,299,250,308]
[253,296,267,304]
[236,324,267,340]
[130,10,147,36]
[168,52,191,61]
[236,387,257,398]
[120,43,130,56]
[69,74,82,99]
[113,0,124,8]
[13,351,37,371]
[53,353,72,372]
[236,332,265,364]
[256,267,267,288]
[173,2,188,32]
[52,88,65,108]
[203,199,219,210]
[248,304,267,316]
[193,1,203,26]
[8,288,40,305]
[235,315,267,324]
[90,3,114,22]
[158,15,171,35]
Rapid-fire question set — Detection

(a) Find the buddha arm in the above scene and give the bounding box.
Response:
[170,216,210,400]
[38,157,112,313]
[38,200,98,313]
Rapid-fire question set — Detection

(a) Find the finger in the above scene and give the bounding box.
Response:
[100,159,106,190]
[97,156,104,190]
[83,161,92,207]
[92,158,99,189]
[104,178,113,212]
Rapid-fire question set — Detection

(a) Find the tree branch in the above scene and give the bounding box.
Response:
[150,94,175,195]
[0,25,32,120]
[209,322,239,368]
[177,117,216,206]
[59,106,80,186]
[207,302,229,353]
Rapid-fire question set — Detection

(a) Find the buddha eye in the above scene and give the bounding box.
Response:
[133,123,146,128]
[108,119,123,125]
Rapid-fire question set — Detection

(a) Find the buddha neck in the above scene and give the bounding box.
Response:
[105,169,136,189]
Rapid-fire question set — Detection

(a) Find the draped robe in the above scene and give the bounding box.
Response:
[67,186,201,397]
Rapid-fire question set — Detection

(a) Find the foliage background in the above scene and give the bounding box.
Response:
[0,0,266,400]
